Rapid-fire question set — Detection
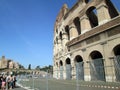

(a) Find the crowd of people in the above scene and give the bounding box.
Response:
[0,74,17,90]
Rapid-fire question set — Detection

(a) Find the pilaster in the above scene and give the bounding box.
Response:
[97,3,111,25]
[80,14,92,34]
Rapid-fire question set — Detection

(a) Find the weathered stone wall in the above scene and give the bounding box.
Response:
[53,0,120,82]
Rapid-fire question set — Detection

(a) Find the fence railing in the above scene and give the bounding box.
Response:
[17,69,120,90]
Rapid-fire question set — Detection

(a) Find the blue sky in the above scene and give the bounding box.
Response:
[0,0,77,68]
[0,0,119,69]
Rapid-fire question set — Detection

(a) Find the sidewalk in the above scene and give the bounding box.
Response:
[13,86,26,90]
[15,83,35,90]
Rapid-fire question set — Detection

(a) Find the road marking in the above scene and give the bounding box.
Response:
[81,84,120,89]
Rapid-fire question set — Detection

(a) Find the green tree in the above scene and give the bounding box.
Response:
[40,65,53,74]
[28,64,31,70]
[19,64,25,69]
[35,65,41,70]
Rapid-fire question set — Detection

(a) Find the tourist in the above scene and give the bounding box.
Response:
[1,78,6,90]
[0,74,3,89]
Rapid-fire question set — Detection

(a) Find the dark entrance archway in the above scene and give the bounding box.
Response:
[113,44,120,81]
[59,60,63,79]
[89,51,105,81]
[75,55,84,80]
[66,58,71,79]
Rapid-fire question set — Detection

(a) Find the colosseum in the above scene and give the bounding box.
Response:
[53,0,120,82]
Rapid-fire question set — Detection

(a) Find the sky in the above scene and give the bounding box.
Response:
[0,0,119,69]
[0,0,77,68]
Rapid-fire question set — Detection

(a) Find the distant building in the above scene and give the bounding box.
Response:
[53,0,120,82]
[0,56,8,69]
[0,56,20,69]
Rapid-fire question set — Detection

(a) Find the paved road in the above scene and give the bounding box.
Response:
[77,81,120,90]
[13,85,119,90]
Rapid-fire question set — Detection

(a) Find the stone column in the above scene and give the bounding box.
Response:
[62,31,68,45]
[63,59,66,79]
[62,31,68,53]
[69,23,78,40]
[71,57,75,79]
[80,15,92,34]
[100,41,116,82]
[58,38,62,52]
[97,3,111,25]
[55,43,58,55]
[53,65,58,79]
[81,48,91,81]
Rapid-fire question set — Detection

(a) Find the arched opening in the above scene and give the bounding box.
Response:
[66,58,71,79]
[73,17,81,35]
[86,6,98,28]
[56,29,58,34]
[89,51,105,81]
[59,32,63,46]
[66,58,71,64]
[105,0,119,19]
[113,44,120,56]
[113,44,120,81]
[60,60,63,66]
[84,0,91,3]
[90,51,103,59]
[75,55,84,80]
[65,25,70,40]
[56,37,58,44]
[59,32,62,41]
[59,60,63,79]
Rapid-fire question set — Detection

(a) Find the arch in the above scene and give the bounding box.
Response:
[84,0,91,3]
[65,25,70,40]
[59,60,63,79]
[73,17,81,35]
[66,58,71,64]
[75,55,83,62]
[74,55,84,80]
[65,58,71,79]
[113,44,120,56]
[89,50,105,81]
[86,6,98,28]
[105,0,119,18]
[59,60,63,66]
[113,44,120,81]
[90,50,103,59]
[59,32,62,41]
[56,37,58,44]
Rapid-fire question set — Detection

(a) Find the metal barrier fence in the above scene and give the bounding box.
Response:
[17,56,120,90]
[17,74,120,90]
[17,73,77,90]
[17,64,120,90]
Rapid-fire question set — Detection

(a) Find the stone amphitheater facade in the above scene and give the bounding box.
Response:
[53,0,120,82]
